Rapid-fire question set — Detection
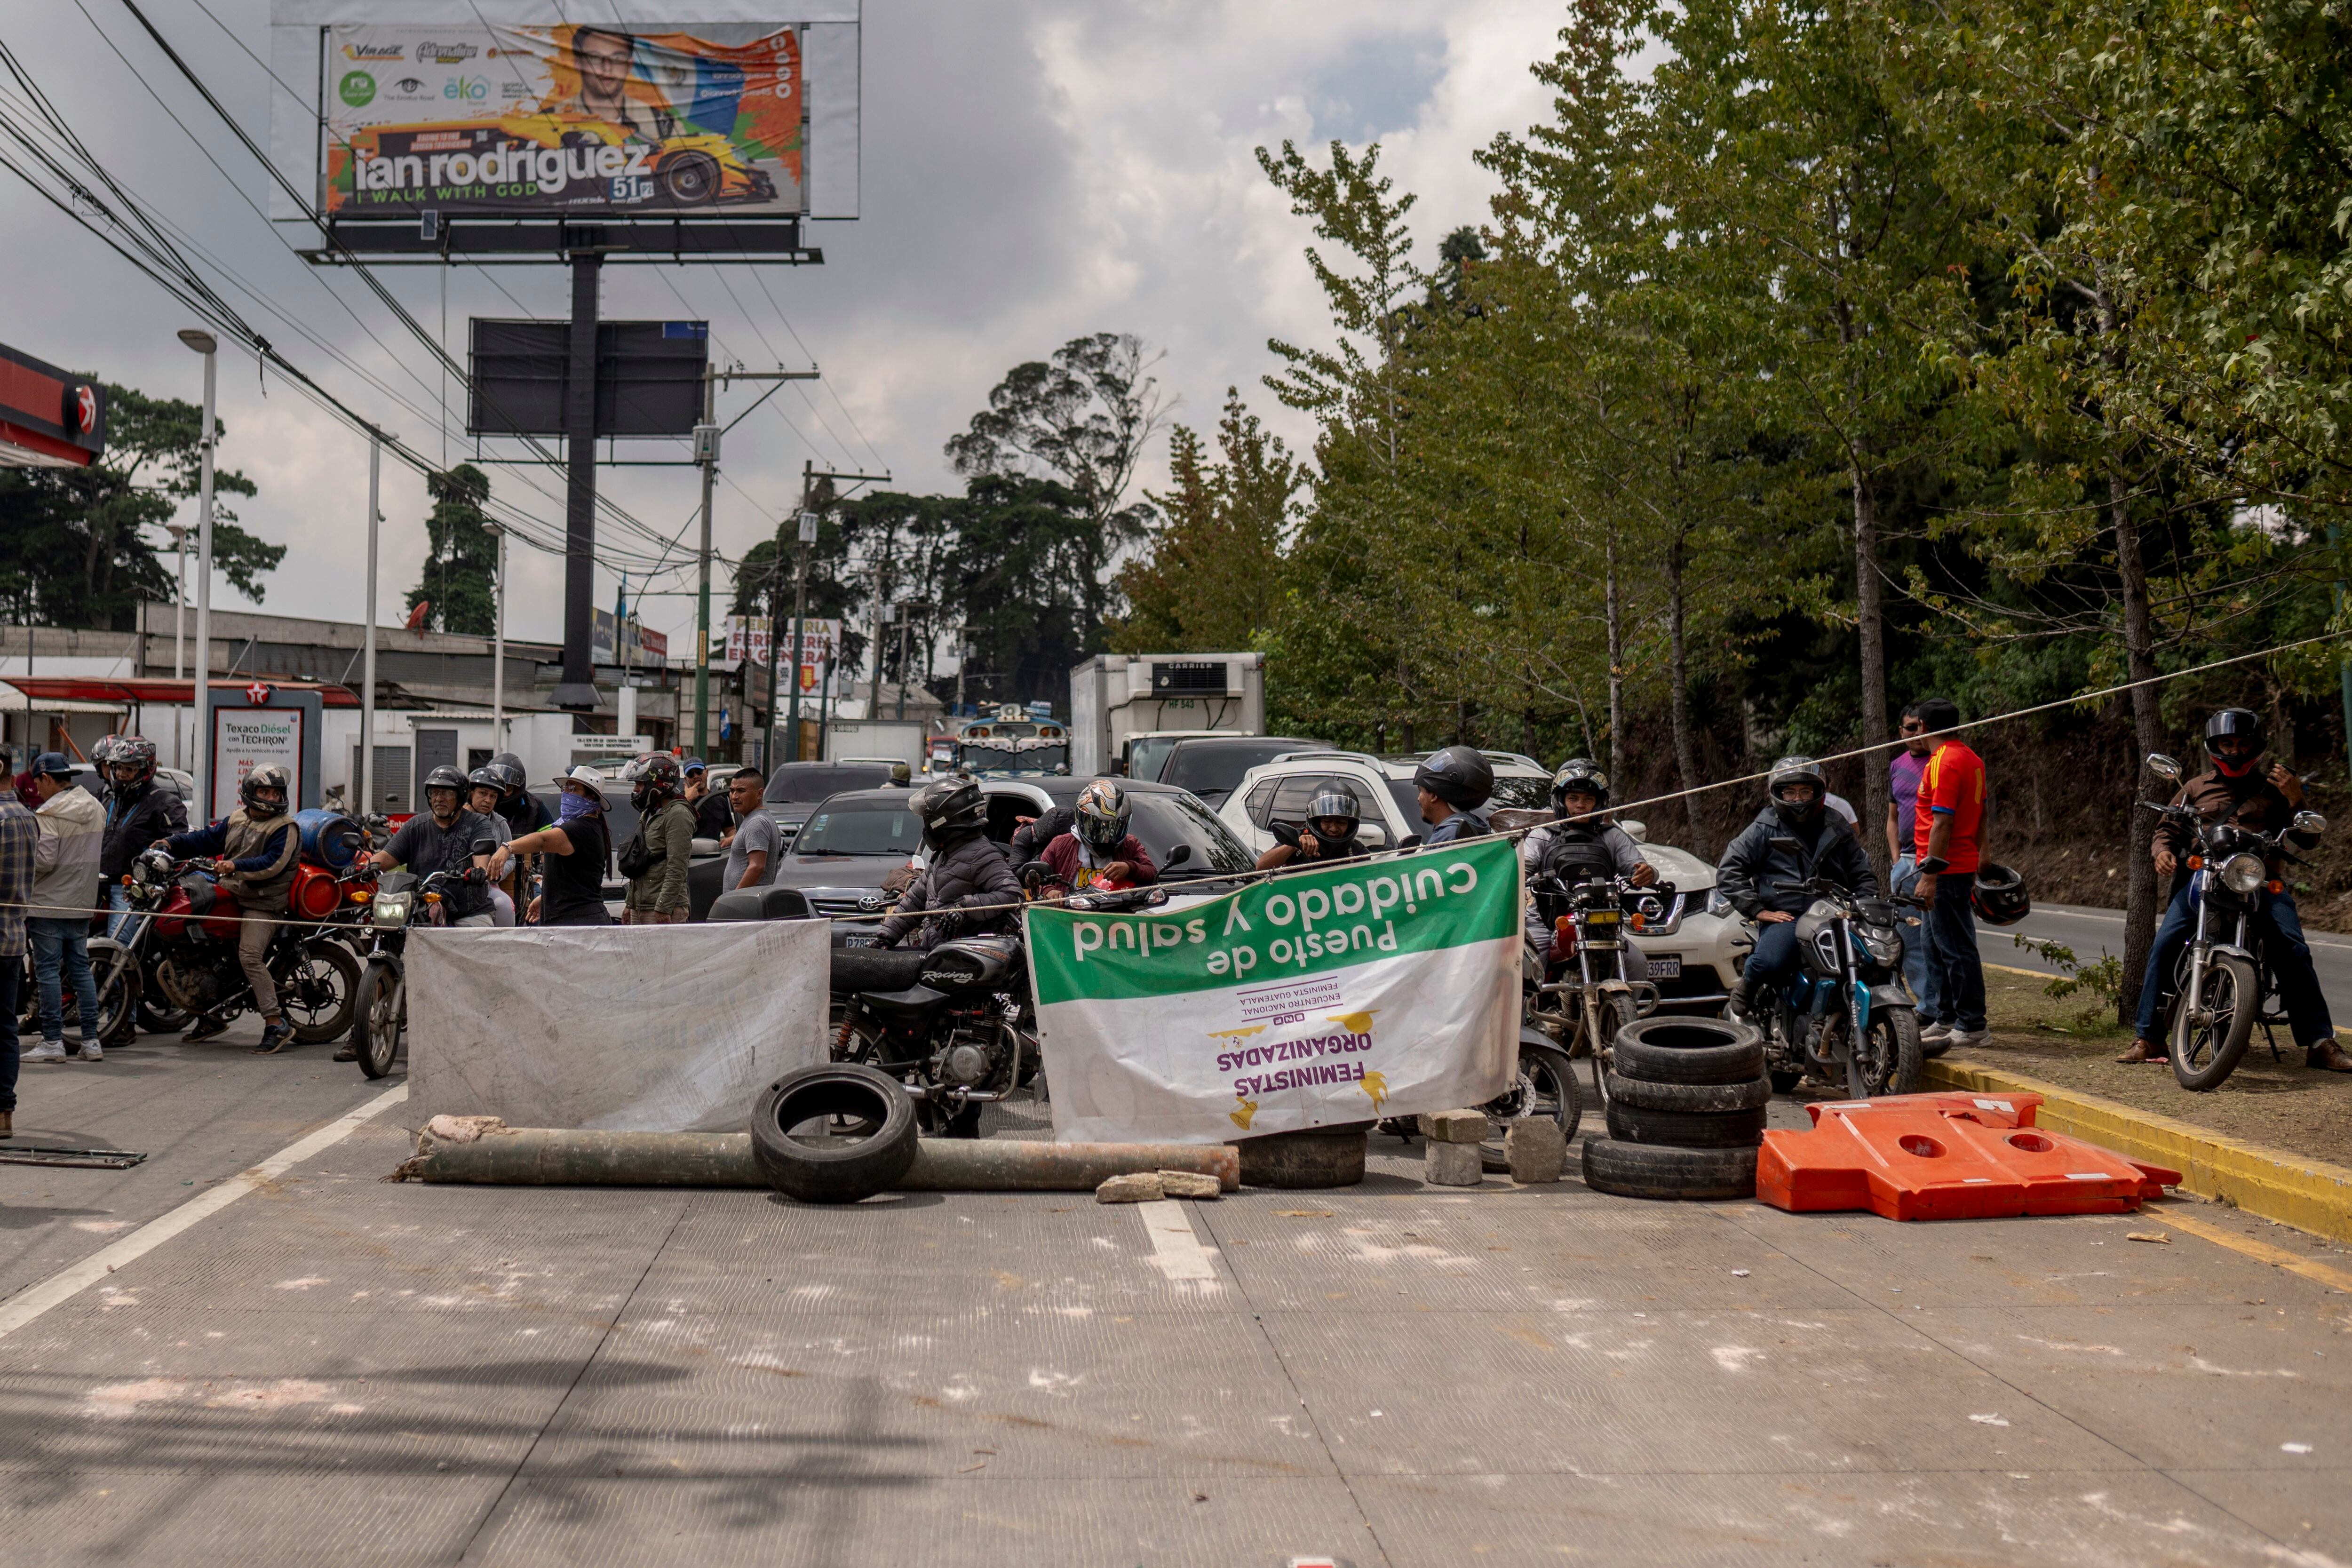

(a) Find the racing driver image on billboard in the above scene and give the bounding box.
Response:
[325,22,801,216]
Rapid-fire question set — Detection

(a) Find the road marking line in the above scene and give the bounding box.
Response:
[2157,1209,2352,1296]
[1136,1199,1217,1281]
[0,1084,409,1340]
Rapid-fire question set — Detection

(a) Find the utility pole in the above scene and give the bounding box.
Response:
[178,329,217,820]
[485,519,507,744]
[362,435,380,816]
[691,364,816,757]
[758,461,890,767]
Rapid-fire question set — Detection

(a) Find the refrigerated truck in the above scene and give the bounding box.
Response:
[1068,653,1266,777]
[823,717,927,772]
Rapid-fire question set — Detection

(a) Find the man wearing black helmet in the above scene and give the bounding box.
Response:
[352,764,500,931]
[1256,787,1373,871]
[99,737,183,942]
[1414,745,1494,844]
[620,753,695,924]
[874,776,1021,951]
[1521,759,1654,888]
[2121,708,2346,1069]
[162,763,303,1051]
[1717,756,1878,1024]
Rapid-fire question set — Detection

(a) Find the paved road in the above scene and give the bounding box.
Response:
[0,1034,2345,1564]
[1986,900,2352,1024]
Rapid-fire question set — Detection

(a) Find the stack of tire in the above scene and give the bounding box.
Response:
[1581,1017,1767,1201]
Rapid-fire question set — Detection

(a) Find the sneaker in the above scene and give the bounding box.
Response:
[1919,1020,1952,1044]
[77,1040,103,1062]
[181,1014,229,1044]
[1942,1027,1991,1051]
[332,1043,358,1063]
[23,1040,66,1063]
[253,1019,295,1055]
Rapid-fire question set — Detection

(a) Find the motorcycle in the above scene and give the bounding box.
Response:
[826,882,1164,1137]
[121,848,361,1043]
[1739,855,1923,1098]
[2138,752,2327,1091]
[16,926,137,1047]
[1524,870,1669,1138]
[350,843,496,1080]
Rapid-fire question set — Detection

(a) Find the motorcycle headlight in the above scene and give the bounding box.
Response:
[1861,928,1903,965]
[372,891,412,930]
[2220,853,2266,896]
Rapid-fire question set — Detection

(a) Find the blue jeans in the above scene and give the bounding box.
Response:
[1925,874,1985,1032]
[1891,856,1934,1020]
[28,916,100,1046]
[2133,883,2333,1047]
[0,958,19,1108]
[1744,918,1804,998]
[106,883,136,942]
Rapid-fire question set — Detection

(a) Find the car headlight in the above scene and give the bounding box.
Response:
[1706,888,1731,918]
[372,891,412,930]
[2219,853,2265,896]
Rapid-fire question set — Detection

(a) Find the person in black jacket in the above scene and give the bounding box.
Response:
[99,737,184,940]
[1717,756,1878,1022]
[876,776,1021,951]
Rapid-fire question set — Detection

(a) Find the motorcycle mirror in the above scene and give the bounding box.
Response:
[1769,836,1804,855]
[1398,833,1422,848]
[2145,753,2183,782]
[1162,843,1192,868]
[2294,810,2327,837]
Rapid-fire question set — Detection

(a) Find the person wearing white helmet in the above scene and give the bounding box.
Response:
[487,766,613,926]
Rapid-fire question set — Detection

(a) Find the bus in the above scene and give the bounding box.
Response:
[952,705,1070,776]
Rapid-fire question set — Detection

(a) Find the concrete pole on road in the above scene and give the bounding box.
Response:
[177,329,216,821]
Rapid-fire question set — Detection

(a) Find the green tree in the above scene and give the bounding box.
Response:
[0,381,277,629]
[405,463,497,635]
[1109,390,1303,654]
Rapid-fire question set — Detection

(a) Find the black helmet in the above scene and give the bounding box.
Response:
[2204,708,2264,777]
[467,765,502,795]
[1414,745,1494,811]
[1073,779,1132,853]
[110,735,158,791]
[421,764,467,813]
[1972,862,2031,927]
[1550,757,1609,812]
[621,751,683,812]
[1768,755,1826,826]
[490,752,527,797]
[915,775,986,849]
[240,762,292,818]
[1306,787,1361,837]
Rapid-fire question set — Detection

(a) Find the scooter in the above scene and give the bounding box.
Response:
[350,843,496,1079]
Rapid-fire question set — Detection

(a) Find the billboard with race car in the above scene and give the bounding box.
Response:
[319,23,803,217]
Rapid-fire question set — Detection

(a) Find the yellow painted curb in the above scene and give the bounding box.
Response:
[1925,1057,2352,1245]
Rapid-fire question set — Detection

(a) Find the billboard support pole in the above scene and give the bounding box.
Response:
[552,250,602,713]
[693,372,716,757]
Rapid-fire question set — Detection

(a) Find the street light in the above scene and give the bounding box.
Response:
[164,522,188,772]
[177,328,217,820]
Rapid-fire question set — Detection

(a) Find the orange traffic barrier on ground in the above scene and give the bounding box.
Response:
[1756,1091,2180,1221]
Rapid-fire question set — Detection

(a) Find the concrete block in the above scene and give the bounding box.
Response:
[1425,1140,1483,1186]
[1505,1119,1567,1183]
[1155,1170,1222,1200]
[1423,1109,1489,1144]
[1096,1172,1166,1203]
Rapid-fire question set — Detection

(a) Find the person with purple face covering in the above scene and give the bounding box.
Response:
[486,767,612,926]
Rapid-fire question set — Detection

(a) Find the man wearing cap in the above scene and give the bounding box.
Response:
[488,767,613,925]
[683,757,732,840]
[26,753,106,1062]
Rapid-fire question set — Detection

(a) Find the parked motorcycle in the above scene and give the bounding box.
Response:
[2138,752,2327,1090]
[1740,856,1922,1098]
[826,883,1163,1137]
[119,849,360,1043]
[350,843,496,1080]
[1525,870,1664,1136]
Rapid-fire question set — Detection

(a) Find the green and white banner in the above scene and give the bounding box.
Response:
[1025,837,1524,1144]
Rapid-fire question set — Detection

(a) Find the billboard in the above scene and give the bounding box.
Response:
[469,319,708,437]
[268,4,861,223]
[323,24,800,217]
[723,616,837,665]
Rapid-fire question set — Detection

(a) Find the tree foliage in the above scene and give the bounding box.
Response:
[405,462,497,636]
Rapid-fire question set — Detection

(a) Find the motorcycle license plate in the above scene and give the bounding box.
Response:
[1647,955,1682,978]
[1585,910,1620,926]
[840,933,880,948]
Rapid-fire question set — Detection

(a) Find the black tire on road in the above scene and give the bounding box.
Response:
[1612,1016,1764,1086]
[1768,1067,1803,1094]
[749,1063,921,1203]
[1846,1006,1924,1099]
[1580,1137,1758,1200]
[96,958,138,1046]
[279,940,362,1043]
[1480,1041,1581,1173]
[353,963,403,1080]
[2168,952,2258,1092]
[1603,1072,1771,1114]
[1234,1122,1369,1189]
[1604,1100,1768,1148]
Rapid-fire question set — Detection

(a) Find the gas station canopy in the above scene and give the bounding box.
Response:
[0,341,105,469]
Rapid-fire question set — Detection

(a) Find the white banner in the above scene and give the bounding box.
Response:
[1025,839,1524,1144]
[406,922,829,1131]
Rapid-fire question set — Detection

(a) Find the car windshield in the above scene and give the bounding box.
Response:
[1126,735,1186,783]
[1489,776,1550,810]
[766,765,893,805]
[796,805,922,856]
[1128,792,1256,876]
[1162,739,1321,804]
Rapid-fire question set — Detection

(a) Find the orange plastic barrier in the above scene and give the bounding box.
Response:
[1756,1091,2179,1221]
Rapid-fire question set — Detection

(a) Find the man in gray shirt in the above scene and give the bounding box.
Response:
[721,766,779,890]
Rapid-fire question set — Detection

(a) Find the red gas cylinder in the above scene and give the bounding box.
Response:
[289,862,341,923]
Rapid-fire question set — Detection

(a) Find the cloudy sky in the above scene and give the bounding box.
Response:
[1,1,1569,663]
